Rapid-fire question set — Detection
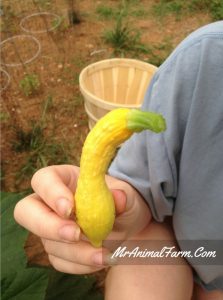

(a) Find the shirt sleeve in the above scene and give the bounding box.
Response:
[108,34,223,227]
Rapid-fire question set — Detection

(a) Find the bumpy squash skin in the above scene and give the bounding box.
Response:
[75,177,115,248]
[75,109,132,247]
[75,108,166,248]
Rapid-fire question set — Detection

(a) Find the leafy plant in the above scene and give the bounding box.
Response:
[1,192,49,300]
[103,13,148,55]
[19,74,40,97]
[1,191,103,300]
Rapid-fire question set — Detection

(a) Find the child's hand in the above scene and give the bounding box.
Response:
[14,165,151,274]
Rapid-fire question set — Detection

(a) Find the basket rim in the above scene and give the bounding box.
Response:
[79,58,157,110]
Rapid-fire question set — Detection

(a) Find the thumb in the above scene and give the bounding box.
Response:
[111,189,127,215]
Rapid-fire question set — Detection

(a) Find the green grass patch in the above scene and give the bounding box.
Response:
[96,1,149,20]
[153,0,183,18]
[152,0,223,21]
[19,73,40,97]
[96,5,115,19]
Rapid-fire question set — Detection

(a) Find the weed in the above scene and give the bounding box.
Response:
[0,4,17,34]
[152,0,184,20]
[70,95,83,107]
[96,1,148,20]
[152,0,223,21]
[52,16,70,32]
[0,112,10,122]
[130,8,149,18]
[208,0,223,20]
[13,96,72,184]
[58,95,83,116]
[189,0,223,19]
[96,5,115,19]
[15,139,71,185]
[103,13,149,55]
[71,56,86,68]
[33,0,52,10]
[71,72,80,85]
[19,74,40,97]
[13,124,43,152]
[99,1,150,56]
[143,37,173,66]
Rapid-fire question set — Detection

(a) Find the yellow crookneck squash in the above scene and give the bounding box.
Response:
[75,108,166,247]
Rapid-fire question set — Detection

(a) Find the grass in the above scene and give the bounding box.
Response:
[97,1,150,56]
[33,0,52,10]
[152,0,223,21]
[96,2,149,20]
[153,0,183,19]
[12,96,72,186]
[19,74,40,97]
[0,111,10,122]
[202,0,223,20]
[96,5,115,20]
[0,3,18,34]
[146,37,174,66]
[103,13,149,56]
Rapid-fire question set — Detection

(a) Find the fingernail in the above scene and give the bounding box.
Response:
[104,253,118,266]
[58,225,80,241]
[92,252,117,266]
[56,198,72,218]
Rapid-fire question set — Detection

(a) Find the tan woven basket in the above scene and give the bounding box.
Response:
[79,58,158,129]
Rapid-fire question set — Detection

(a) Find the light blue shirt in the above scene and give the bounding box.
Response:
[109,21,223,290]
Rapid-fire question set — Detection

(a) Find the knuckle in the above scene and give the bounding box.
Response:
[31,166,54,189]
[48,254,65,273]
[31,168,44,188]
[13,200,22,221]
[41,238,50,253]
[13,198,29,224]
[48,254,56,267]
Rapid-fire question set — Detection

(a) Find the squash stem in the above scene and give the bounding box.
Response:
[127,109,166,133]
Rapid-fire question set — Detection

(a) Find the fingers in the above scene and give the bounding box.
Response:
[48,255,103,274]
[42,238,108,267]
[31,165,79,218]
[42,238,109,274]
[14,193,80,242]
[111,189,127,215]
[31,165,127,218]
